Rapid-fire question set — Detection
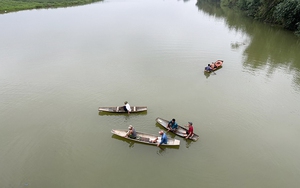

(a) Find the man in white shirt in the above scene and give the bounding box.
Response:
[123,101,132,114]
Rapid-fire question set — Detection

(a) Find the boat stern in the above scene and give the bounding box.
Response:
[173,139,181,146]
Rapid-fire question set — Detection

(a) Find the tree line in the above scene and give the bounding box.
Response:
[198,0,300,36]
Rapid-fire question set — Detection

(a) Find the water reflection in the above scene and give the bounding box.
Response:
[196,0,300,88]
[204,71,211,79]
[185,139,192,148]
[185,139,194,148]
[203,69,222,78]
[111,135,135,148]
[156,147,166,155]
[230,41,247,50]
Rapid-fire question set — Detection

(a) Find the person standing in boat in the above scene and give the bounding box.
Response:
[185,122,194,139]
[123,101,131,114]
[125,125,136,139]
[167,118,178,132]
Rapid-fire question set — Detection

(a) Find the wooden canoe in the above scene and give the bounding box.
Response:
[155,117,199,141]
[98,106,147,113]
[111,129,180,146]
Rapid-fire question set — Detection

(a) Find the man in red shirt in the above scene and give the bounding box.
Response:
[185,122,194,139]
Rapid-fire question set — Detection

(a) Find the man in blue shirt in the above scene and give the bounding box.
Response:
[157,130,167,147]
[167,118,178,132]
[205,64,212,72]
[151,130,168,146]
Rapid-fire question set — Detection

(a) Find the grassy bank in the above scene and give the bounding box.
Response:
[0,0,103,13]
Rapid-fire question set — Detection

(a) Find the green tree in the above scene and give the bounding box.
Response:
[198,0,300,35]
[273,0,300,32]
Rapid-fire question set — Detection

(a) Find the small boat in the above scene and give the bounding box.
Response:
[111,129,180,146]
[155,117,199,141]
[204,60,223,73]
[98,106,147,113]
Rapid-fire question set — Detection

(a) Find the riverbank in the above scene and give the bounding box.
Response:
[197,0,300,37]
[0,0,103,14]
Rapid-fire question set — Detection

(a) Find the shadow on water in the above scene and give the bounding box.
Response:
[196,0,300,88]
[111,135,135,148]
[185,139,195,148]
[111,135,180,150]
[203,67,222,78]
[204,71,212,78]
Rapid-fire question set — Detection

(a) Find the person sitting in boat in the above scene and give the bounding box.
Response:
[125,125,136,139]
[123,101,131,114]
[151,130,168,147]
[205,64,213,72]
[185,122,194,139]
[167,118,178,132]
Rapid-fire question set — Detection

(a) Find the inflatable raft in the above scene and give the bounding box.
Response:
[204,60,223,72]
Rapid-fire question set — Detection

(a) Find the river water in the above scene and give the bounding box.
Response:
[1,0,300,187]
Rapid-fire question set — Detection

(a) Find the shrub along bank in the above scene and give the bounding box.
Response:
[198,0,300,36]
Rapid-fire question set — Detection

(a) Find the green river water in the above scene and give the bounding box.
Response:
[0,0,300,187]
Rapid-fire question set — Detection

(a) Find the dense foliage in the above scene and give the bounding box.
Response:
[0,0,102,13]
[198,0,300,36]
